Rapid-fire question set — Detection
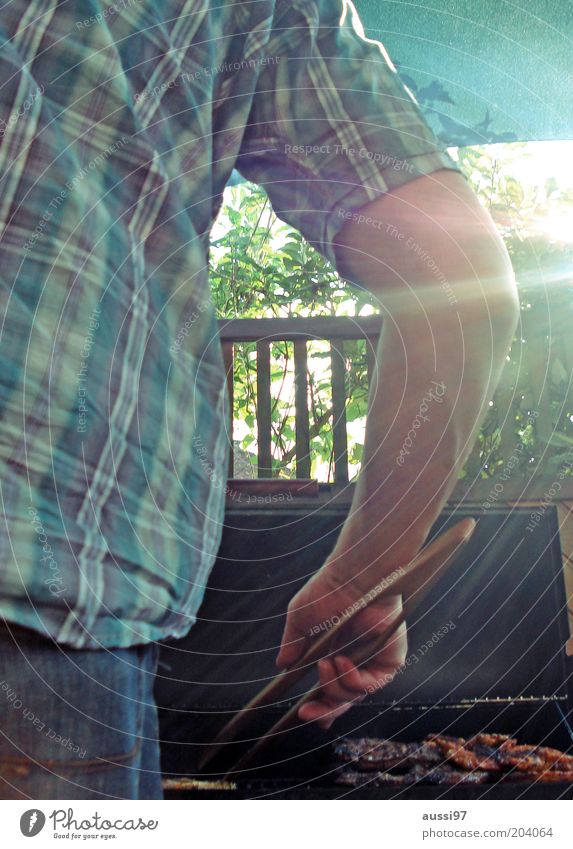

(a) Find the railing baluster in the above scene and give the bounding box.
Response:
[331,341,349,484]
[294,338,311,479]
[222,340,234,477]
[256,340,273,477]
[366,335,377,396]
[218,317,383,483]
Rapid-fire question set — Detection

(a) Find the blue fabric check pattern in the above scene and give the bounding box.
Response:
[0,0,458,647]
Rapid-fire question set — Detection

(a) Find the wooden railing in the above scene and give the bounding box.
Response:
[218,315,573,502]
[218,316,382,483]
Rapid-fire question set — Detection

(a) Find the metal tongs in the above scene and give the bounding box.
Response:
[199,517,476,776]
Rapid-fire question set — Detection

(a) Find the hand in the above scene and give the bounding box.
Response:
[276,567,407,729]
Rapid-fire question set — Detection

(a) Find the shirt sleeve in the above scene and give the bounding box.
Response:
[235,0,461,267]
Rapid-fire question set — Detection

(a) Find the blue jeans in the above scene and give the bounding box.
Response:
[0,621,163,799]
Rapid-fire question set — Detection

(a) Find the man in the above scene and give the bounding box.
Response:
[0,0,518,798]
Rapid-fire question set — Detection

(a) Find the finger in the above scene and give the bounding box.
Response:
[316,657,364,703]
[372,621,407,667]
[276,616,308,669]
[299,656,370,729]
[334,654,369,691]
[333,654,384,694]
[315,653,403,705]
[342,631,406,676]
[339,664,381,695]
[298,697,356,730]
[361,663,404,695]
[331,655,402,696]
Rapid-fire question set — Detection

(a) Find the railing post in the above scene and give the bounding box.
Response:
[294,338,311,478]
[331,341,349,484]
[256,340,273,477]
[366,335,378,401]
[222,341,234,478]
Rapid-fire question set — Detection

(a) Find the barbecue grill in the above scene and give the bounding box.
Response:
[155,503,573,799]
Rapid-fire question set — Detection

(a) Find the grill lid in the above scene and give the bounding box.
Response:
[157,505,572,712]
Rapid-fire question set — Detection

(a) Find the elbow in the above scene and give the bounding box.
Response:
[499,272,520,337]
[463,244,520,360]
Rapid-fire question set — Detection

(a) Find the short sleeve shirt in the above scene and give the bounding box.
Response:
[0,0,458,647]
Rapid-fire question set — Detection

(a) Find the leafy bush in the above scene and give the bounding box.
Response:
[210,145,573,484]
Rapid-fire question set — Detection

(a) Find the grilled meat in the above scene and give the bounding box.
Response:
[421,764,490,785]
[162,778,237,792]
[336,763,490,787]
[336,769,382,787]
[430,734,503,771]
[533,746,573,773]
[495,744,545,772]
[333,738,442,771]
[333,734,573,785]
[469,733,516,747]
[333,738,416,767]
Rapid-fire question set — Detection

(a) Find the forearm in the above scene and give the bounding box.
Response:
[328,300,506,590]
[327,170,519,590]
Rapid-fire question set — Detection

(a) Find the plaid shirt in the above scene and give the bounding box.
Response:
[0,0,457,648]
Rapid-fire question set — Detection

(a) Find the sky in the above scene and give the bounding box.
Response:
[480,140,573,190]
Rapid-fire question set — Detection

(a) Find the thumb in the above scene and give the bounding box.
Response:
[276,612,308,669]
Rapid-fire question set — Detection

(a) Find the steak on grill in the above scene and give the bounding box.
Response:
[333,734,573,785]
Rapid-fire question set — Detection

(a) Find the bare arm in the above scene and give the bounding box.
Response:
[325,168,518,589]
[277,169,519,727]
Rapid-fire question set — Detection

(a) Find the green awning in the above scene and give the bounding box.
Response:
[354,0,573,144]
